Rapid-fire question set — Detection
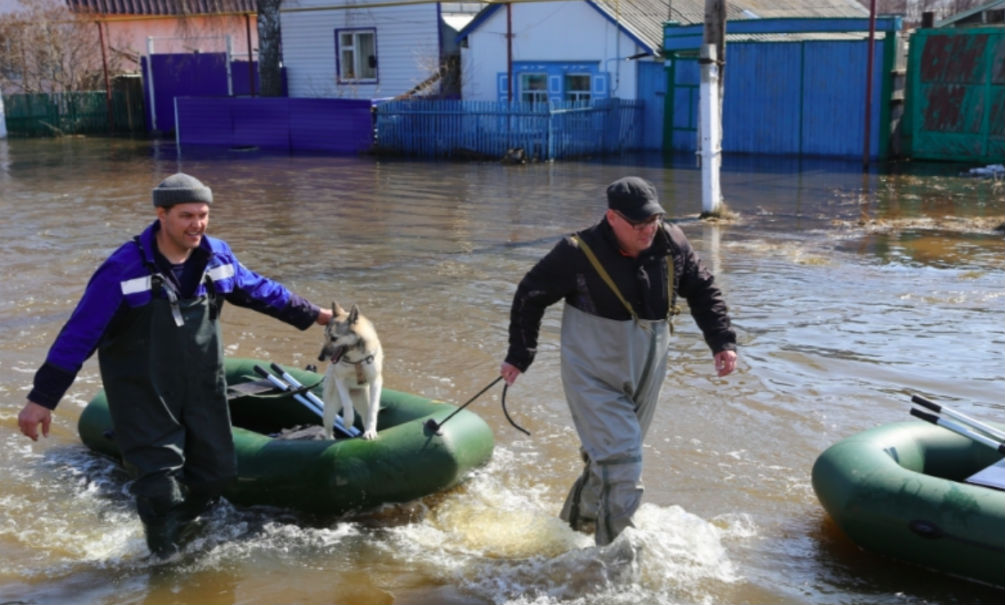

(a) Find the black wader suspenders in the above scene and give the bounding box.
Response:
[133,237,222,326]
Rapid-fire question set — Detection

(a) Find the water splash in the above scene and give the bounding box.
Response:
[355,450,753,605]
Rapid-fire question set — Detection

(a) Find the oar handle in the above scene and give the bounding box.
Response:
[272,362,327,408]
[909,407,939,424]
[910,395,941,413]
[254,364,322,415]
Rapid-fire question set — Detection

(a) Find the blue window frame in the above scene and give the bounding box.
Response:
[498,62,608,104]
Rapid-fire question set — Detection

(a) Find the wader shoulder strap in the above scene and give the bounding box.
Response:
[133,236,184,327]
[203,271,223,320]
[666,252,677,335]
[132,236,222,327]
[571,235,639,321]
[572,234,678,334]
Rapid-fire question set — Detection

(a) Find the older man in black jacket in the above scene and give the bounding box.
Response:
[500,176,737,546]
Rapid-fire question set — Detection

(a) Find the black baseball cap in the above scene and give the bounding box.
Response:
[606,176,665,221]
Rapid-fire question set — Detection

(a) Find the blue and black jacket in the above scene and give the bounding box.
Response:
[29,221,320,410]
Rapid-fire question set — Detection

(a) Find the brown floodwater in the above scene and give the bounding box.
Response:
[1,137,1002,604]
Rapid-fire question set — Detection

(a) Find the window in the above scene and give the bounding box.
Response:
[519,73,548,106]
[564,74,591,104]
[336,29,377,82]
[504,63,606,104]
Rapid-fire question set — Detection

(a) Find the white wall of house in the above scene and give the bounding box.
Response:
[281,0,443,99]
[459,1,648,102]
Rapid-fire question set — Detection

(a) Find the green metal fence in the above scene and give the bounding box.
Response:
[905,26,1004,163]
[2,87,145,137]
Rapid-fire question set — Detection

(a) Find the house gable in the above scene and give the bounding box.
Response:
[458,1,658,54]
[458,1,658,103]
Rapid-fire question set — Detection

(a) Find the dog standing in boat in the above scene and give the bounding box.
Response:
[318,302,384,439]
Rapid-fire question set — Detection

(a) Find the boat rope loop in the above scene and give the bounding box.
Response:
[426,376,530,436]
[501,383,530,435]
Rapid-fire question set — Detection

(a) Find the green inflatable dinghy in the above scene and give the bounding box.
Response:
[78,357,495,514]
[812,420,1004,587]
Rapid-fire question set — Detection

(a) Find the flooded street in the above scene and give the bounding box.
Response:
[0,137,1002,605]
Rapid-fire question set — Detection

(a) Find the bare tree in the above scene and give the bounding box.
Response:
[0,0,116,94]
[257,0,282,96]
[855,0,993,27]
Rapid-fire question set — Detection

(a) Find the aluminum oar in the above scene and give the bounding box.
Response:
[911,394,1005,442]
[910,408,1005,454]
[252,365,355,438]
[269,362,361,437]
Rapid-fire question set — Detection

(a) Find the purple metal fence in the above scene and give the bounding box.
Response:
[175,97,374,154]
[142,53,228,134]
[142,54,275,134]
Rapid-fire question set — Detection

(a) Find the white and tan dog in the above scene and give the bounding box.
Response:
[318,302,384,440]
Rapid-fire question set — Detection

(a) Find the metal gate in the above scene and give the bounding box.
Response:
[663,17,903,160]
[905,26,1004,163]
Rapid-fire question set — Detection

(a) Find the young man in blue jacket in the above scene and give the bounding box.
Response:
[17,173,333,558]
[500,176,737,546]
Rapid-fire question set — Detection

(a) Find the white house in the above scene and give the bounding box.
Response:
[457,1,666,104]
[456,0,868,104]
[280,0,471,99]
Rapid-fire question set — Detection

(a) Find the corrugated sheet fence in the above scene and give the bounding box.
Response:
[175,97,373,154]
[664,18,903,159]
[373,99,643,160]
[2,85,144,137]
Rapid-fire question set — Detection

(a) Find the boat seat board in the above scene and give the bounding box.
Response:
[226,378,282,399]
[966,457,1005,491]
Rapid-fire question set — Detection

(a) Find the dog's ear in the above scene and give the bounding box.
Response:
[348,304,360,325]
[332,301,345,316]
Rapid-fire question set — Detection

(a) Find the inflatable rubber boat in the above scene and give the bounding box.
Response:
[78,357,495,514]
[812,419,1004,587]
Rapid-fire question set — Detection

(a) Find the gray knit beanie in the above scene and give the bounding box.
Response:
[152,173,213,207]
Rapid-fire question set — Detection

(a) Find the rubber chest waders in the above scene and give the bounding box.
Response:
[97,250,234,554]
[559,236,674,546]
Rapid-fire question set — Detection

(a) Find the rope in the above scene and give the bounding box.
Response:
[429,376,530,436]
[501,383,531,435]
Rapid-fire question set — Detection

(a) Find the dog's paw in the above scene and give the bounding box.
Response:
[361,429,378,440]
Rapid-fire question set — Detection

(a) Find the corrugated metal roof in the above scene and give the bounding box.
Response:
[590,0,869,53]
[66,0,257,15]
[936,0,1004,26]
[591,0,748,52]
[735,0,868,19]
[725,30,887,42]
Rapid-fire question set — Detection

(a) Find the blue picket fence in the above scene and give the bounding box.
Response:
[373,98,644,160]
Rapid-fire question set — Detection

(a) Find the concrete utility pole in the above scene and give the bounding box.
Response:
[862,0,877,169]
[0,88,6,139]
[699,0,726,216]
